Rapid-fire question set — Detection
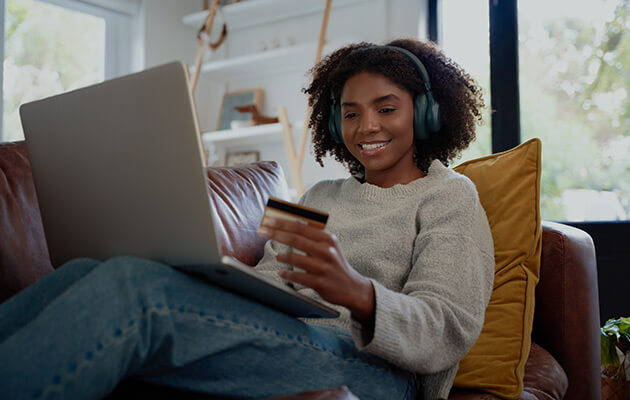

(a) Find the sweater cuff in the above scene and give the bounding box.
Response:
[350,279,399,353]
[257,270,293,287]
[419,365,459,400]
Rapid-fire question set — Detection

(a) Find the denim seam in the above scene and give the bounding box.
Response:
[169,305,393,373]
[402,373,414,400]
[36,305,170,400]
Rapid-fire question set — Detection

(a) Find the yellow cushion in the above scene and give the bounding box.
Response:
[453,138,543,399]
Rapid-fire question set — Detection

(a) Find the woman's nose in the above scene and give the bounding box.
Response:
[358,111,380,134]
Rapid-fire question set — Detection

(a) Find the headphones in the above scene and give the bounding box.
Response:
[328,45,442,144]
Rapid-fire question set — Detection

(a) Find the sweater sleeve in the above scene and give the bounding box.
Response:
[253,239,291,283]
[349,181,494,376]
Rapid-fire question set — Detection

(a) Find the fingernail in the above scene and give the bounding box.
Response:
[258,227,269,235]
[263,217,277,226]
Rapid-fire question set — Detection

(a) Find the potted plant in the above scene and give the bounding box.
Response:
[601,317,630,400]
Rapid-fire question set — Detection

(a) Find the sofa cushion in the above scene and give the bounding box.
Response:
[452,139,543,398]
[205,162,290,266]
[448,343,568,400]
[0,141,54,303]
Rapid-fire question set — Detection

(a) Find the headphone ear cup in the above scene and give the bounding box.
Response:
[413,93,428,141]
[425,92,442,133]
[328,100,343,144]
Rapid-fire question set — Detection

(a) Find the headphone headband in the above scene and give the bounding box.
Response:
[378,46,432,91]
[352,45,432,92]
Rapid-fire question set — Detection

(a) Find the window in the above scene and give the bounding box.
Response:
[440,0,492,162]
[431,0,629,324]
[1,0,140,142]
[433,0,629,223]
[519,0,629,222]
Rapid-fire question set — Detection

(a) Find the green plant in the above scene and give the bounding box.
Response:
[601,317,630,377]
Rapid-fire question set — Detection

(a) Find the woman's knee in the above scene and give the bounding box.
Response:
[88,256,175,293]
[56,257,101,278]
[103,256,171,277]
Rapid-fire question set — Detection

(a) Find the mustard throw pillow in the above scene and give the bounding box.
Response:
[452,138,542,399]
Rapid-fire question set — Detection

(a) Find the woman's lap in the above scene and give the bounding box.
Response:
[0,256,415,400]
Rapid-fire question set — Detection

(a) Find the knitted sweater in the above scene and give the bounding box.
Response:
[255,160,495,399]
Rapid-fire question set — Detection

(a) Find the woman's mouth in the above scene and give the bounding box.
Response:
[359,140,391,155]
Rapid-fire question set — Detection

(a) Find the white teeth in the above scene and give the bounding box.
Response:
[361,141,389,150]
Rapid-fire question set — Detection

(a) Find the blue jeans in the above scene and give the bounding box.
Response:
[0,256,416,400]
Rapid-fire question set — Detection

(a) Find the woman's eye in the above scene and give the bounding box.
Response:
[343,112,357,119]
[379,108,396,114]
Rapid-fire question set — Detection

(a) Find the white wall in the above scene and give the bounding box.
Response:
[142,0,426,198]
[143,0,201,68]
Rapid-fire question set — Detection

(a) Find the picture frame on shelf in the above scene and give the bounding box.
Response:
[217,88,264,131]
[225,150,260,166]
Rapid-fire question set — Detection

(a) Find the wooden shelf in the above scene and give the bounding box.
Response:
[183,0,369,31]
[193,42,315,79]
[202,121,304,146]
[189,38,356,79]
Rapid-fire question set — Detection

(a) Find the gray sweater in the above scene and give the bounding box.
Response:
[255,160,495,399]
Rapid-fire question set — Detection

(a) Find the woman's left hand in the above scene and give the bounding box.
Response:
[257,217,374,325]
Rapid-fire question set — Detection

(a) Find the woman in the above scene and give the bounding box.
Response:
[0,38,493,400]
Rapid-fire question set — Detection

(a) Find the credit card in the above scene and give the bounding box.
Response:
[261,196,329,230]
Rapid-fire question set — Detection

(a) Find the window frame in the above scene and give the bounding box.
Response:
[427,0,439,43]
[429,0,630,324]
[488,0,520,153]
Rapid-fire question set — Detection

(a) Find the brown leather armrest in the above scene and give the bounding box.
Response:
[532,221,600,400]
[450,222,599,400]
[0,141,53,303]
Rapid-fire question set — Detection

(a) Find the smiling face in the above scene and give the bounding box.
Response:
[340,72,425,188]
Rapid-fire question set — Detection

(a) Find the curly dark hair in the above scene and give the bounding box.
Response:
[302,38,485,175]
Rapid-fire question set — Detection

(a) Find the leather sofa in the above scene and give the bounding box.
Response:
[0,141,600,399]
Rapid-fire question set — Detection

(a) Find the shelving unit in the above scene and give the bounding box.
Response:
[201,121,304,146]
[201,121,305,177]
[184,0,371,194]
[183,0,368,31]
[188,38,355,80]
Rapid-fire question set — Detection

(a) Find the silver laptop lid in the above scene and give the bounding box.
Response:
[20,62,222,268]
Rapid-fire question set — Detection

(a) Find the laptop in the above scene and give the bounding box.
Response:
[19,62,339,319]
